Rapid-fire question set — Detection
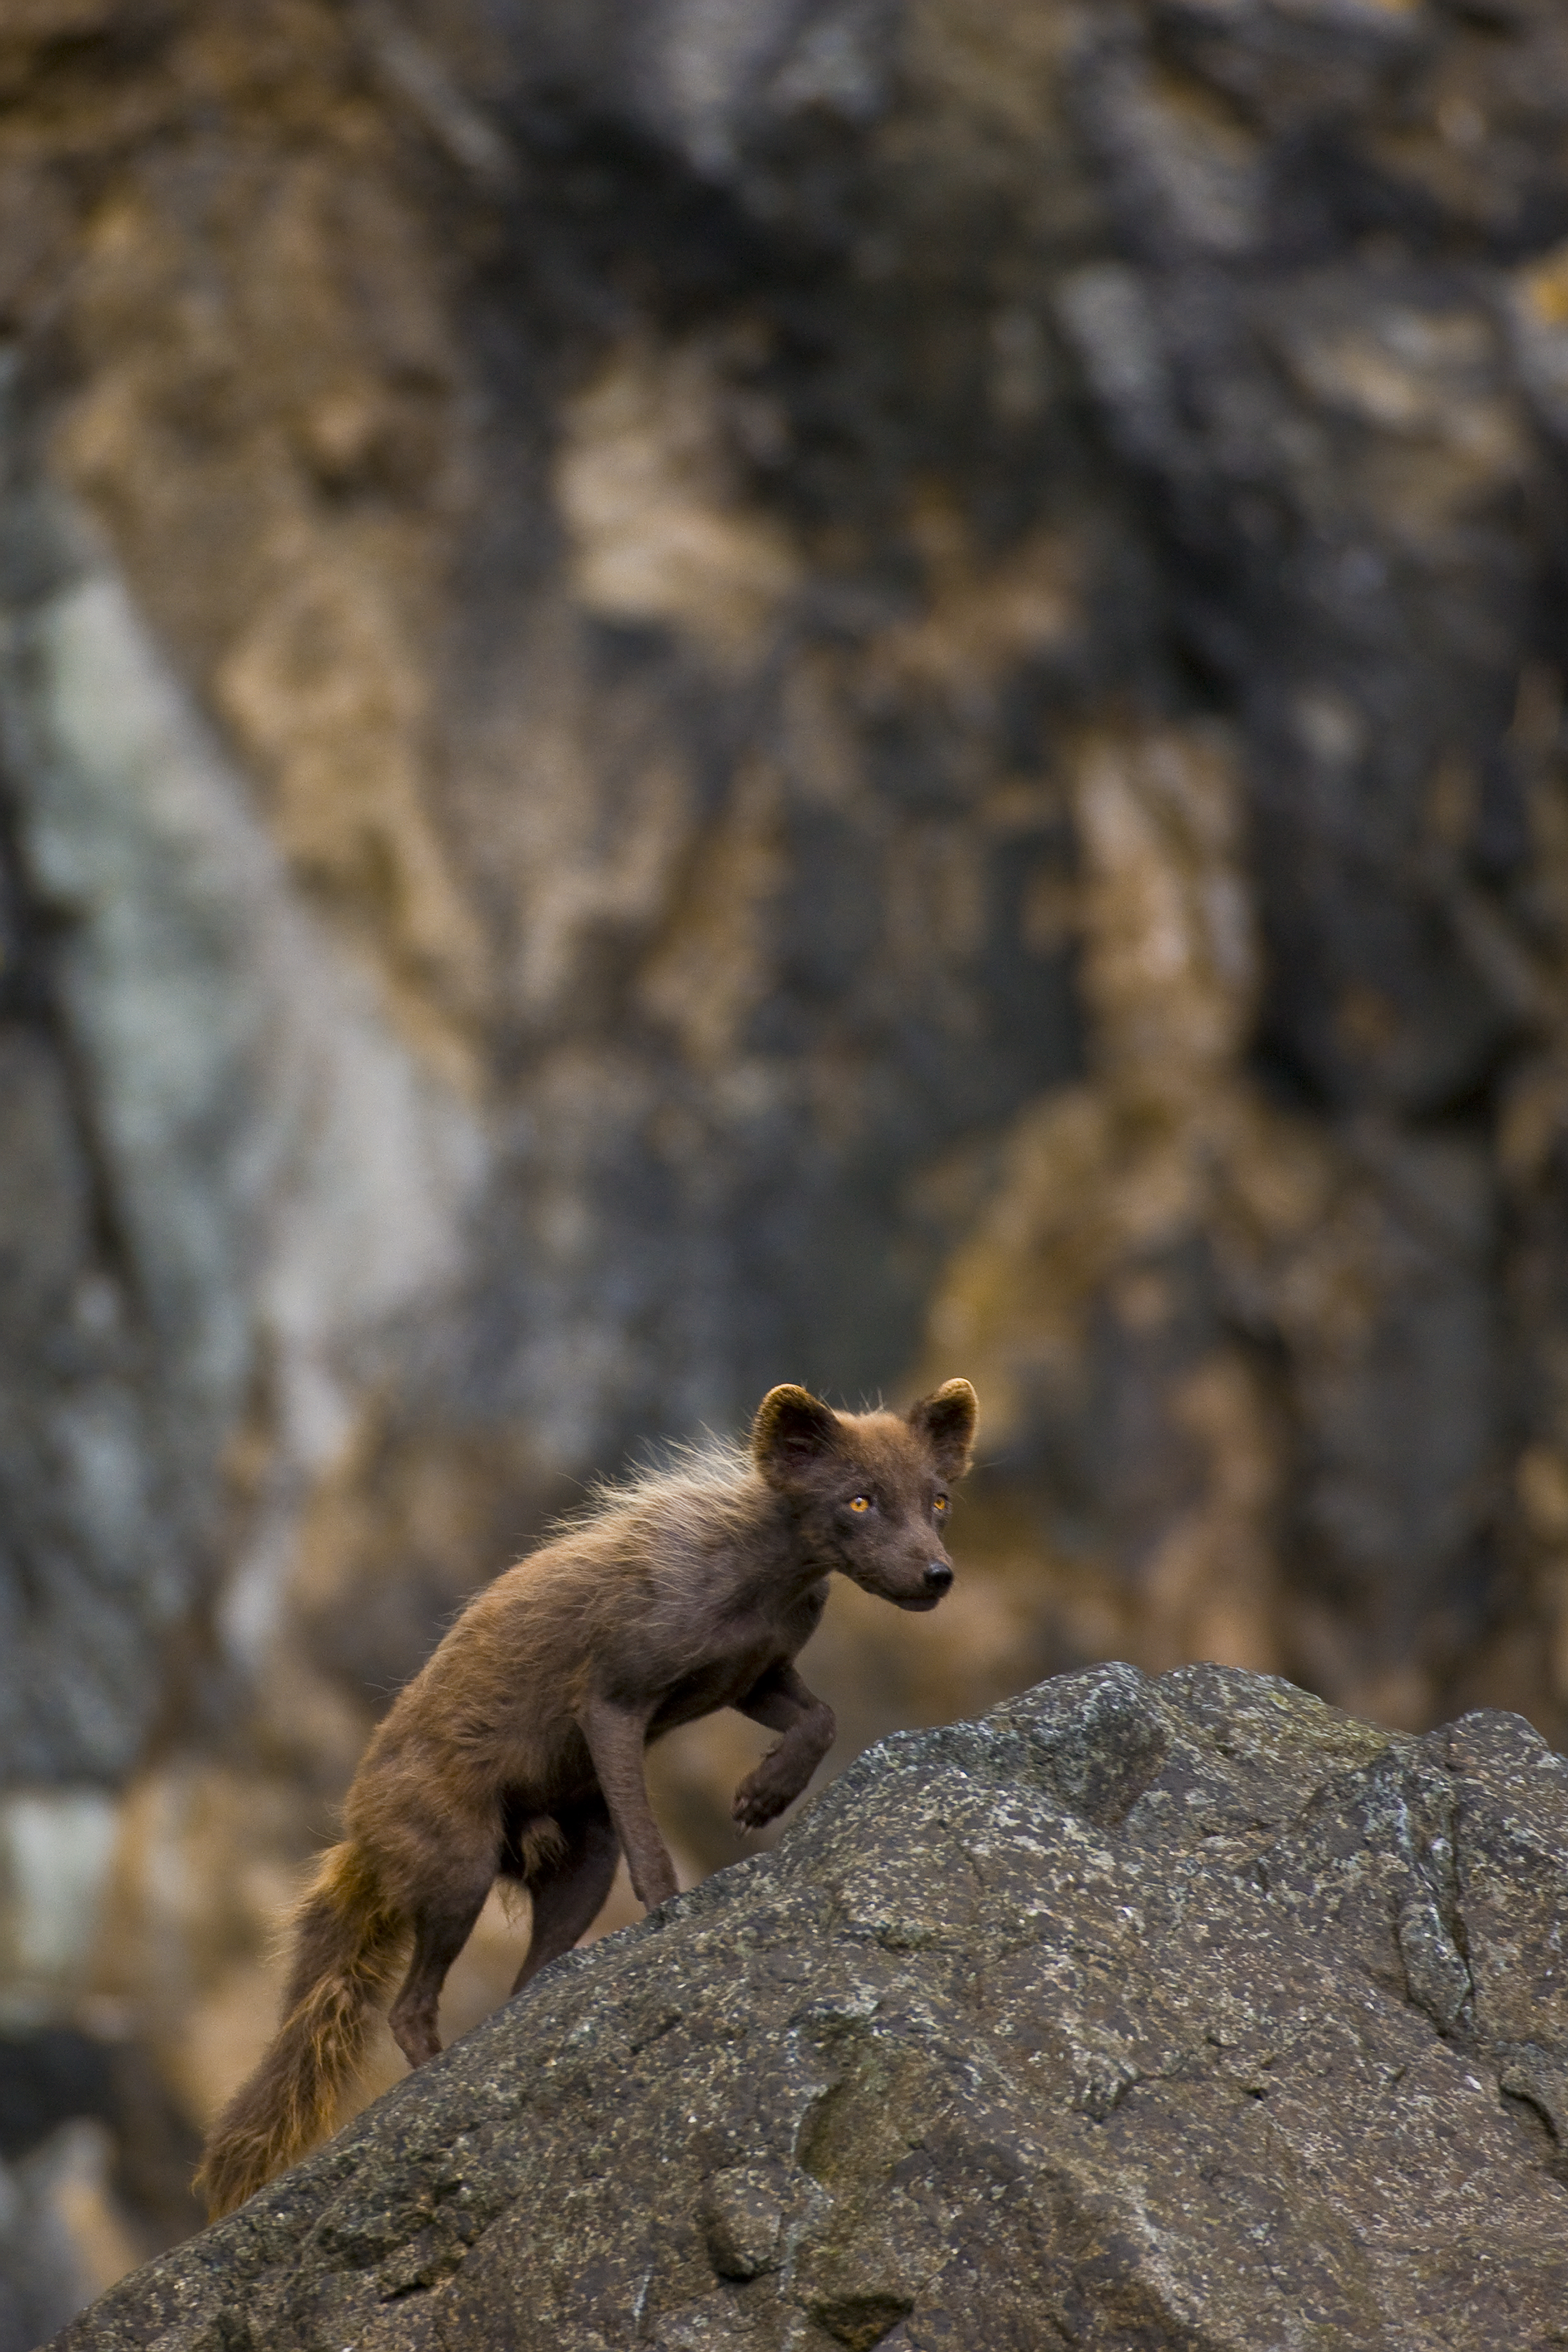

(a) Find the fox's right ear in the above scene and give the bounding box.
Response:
[753,1385,843,1488]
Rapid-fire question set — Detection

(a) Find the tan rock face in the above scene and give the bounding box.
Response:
[3,0,1568,2295]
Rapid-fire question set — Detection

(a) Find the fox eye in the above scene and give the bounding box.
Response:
[848,1494,872,1514]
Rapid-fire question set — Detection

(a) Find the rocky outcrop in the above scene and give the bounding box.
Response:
[7,0,1568,2302]
[49,1666,1568,2350]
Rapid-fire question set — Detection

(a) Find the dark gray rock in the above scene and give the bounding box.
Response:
[51,1666,1568,2350]
[7,0,1568,1803]
[11,4,1568,2297]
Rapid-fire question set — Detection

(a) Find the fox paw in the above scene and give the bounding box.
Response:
[733,1771,794,1831]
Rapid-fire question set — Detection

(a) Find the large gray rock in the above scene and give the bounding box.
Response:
[50,1666,1568,2350]
[11,0,1568,2303]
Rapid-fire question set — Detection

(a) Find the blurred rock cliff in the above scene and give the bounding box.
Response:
[4,0,1568,2310]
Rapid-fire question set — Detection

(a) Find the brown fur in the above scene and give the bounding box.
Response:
[196,1378,977,2217]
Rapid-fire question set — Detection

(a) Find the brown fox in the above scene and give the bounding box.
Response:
[196,1377,977,2218]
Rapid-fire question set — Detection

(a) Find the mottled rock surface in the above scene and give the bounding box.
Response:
[50,1666,1568,2350]
[9,0,1568,2303]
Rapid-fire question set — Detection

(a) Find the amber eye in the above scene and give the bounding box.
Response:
[934,1494,949,1514]
[848,1495,872,1514]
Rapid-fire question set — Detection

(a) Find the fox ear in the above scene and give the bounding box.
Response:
[907,1378,977,1479]
[753,1385,843,1488]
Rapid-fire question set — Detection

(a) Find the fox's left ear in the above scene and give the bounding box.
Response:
[906,1378,978,1479]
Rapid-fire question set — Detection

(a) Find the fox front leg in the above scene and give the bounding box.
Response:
[732,1662,836,1830]
[580,1692,680,1910]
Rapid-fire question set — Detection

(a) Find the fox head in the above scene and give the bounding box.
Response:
[751,1379,978,1611]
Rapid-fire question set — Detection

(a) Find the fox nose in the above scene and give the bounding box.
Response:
[924,1560,953,1596]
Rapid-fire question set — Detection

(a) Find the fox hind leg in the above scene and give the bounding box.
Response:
[509,1799,619,1998]
[387,1846,495,2070]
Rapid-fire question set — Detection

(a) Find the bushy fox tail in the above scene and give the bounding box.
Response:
[196,1842,405,2220]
